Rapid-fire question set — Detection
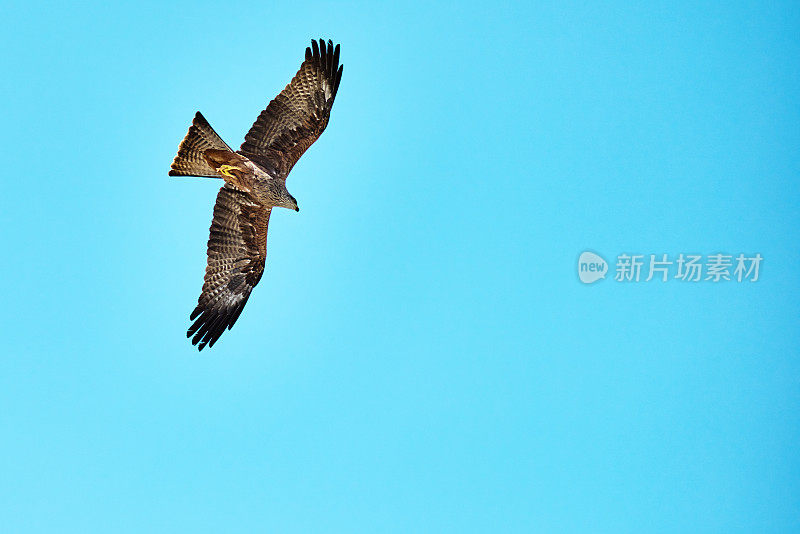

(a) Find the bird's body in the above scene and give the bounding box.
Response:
[169,39,343,350]
[203,149,296,209]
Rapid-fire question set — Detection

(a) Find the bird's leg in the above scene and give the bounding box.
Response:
[217,164,239,179]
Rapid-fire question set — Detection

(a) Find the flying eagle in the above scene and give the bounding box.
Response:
[169,39,343,350]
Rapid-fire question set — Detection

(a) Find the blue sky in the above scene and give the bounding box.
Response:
[1,1,798,532]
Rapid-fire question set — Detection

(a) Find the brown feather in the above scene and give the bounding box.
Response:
[188,185,271,350]
[239,39,343,179]
[169,112,232,178]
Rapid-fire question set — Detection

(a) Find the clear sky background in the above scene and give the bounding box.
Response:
[1,1,798,532]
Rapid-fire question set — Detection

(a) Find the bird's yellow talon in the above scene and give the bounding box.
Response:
[218,164,237,179]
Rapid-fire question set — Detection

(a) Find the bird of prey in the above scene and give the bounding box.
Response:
[169,39,343,350]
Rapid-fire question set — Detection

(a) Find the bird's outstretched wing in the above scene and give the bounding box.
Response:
[188,185,271,350]
[239,38,343,179]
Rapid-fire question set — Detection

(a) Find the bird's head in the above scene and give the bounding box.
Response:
[276,182,299,212]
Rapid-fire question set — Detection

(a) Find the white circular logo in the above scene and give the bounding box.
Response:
[578,252,607,284]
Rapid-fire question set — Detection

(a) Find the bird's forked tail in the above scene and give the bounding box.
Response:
[168,112,233,178]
